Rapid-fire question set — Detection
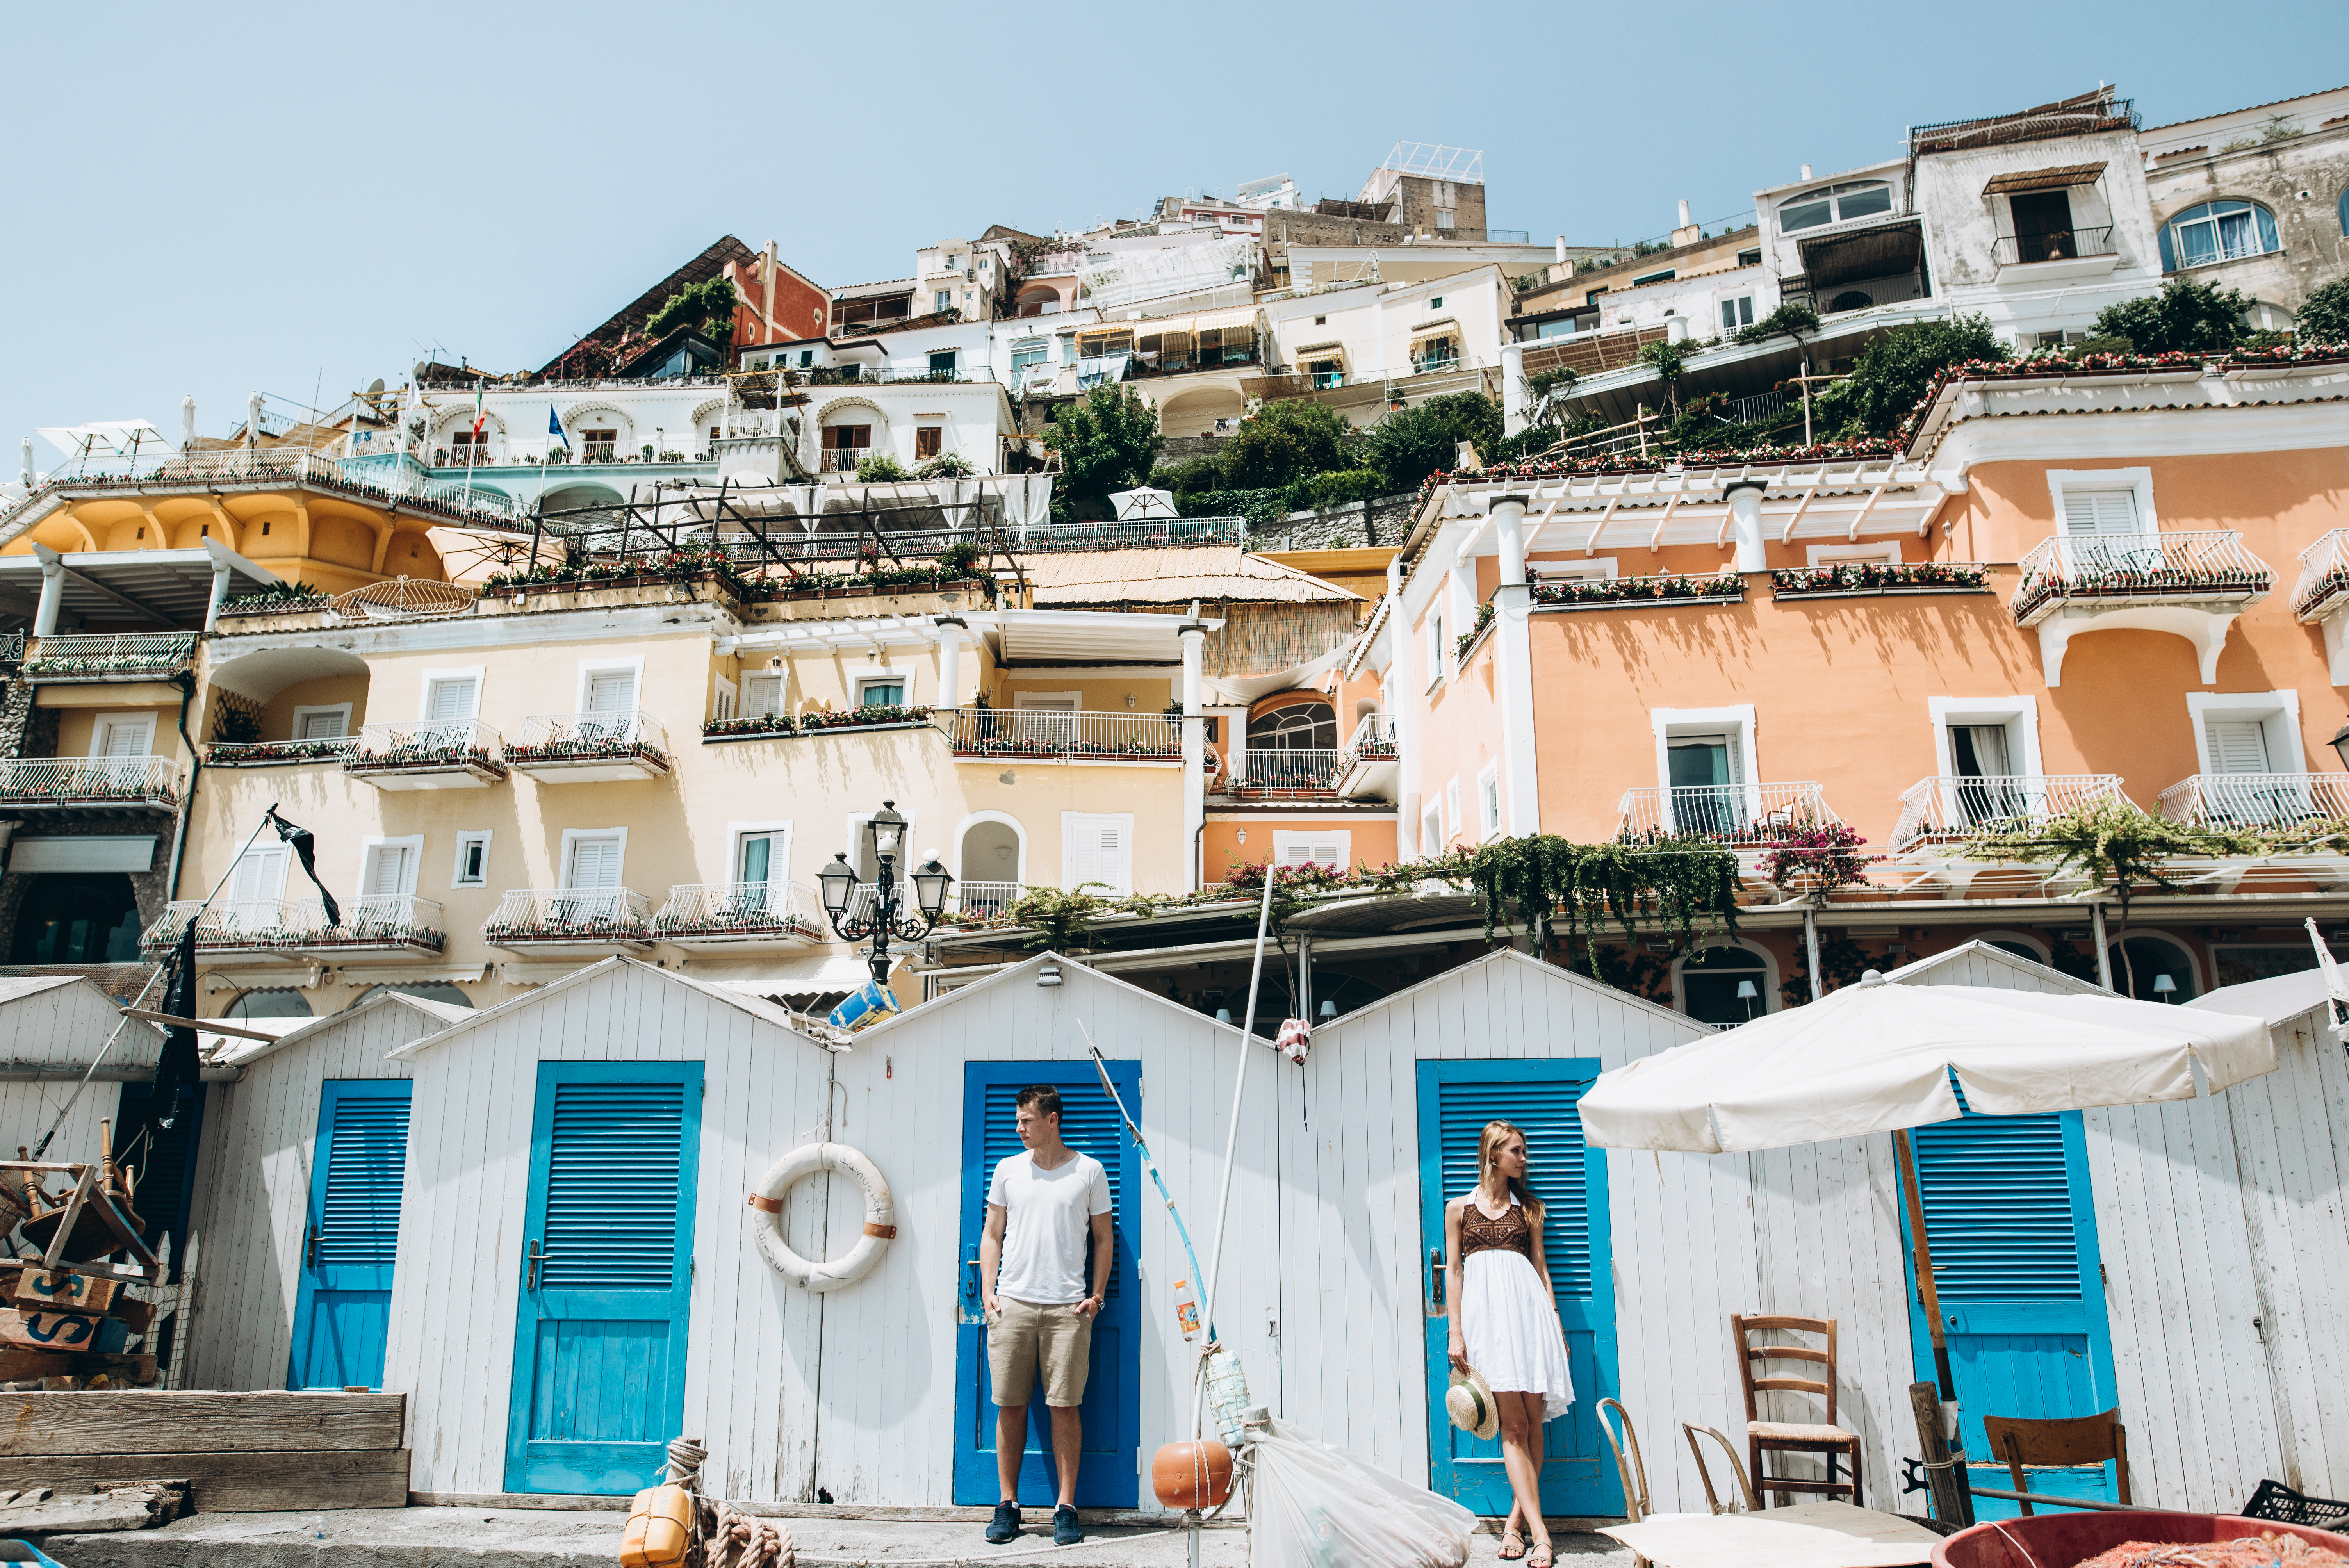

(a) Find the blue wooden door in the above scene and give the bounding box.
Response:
[1418,1060,1620,1516]
[1901,1105,2119,1518]
[505,1062,702,1495]
[951,1061,1140,1507]
[288,1081,412,1390]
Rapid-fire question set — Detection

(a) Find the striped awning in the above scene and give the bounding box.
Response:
[1075,326,1135,356]
[1290,339,1346,358]
[1982,161,2107,196]
[1409,317,1460,350]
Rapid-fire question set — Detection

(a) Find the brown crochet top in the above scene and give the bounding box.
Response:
[1459,1198,1534,1262]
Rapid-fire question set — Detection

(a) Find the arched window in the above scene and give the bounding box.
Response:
[1679,944,1771,1027]
[342,982,474,1010]
[2158,200,2282,271]
[1779,181,1893,233]
[1247,701,1336,750]
[226,988,313,1019]
[2105,935,2197,1003]
[1828,290,1875,313]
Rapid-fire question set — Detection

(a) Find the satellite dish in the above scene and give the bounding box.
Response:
[412,361,428,381]
[367,378,386,396]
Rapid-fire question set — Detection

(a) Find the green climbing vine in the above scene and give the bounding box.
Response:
[1459,835,1742,975]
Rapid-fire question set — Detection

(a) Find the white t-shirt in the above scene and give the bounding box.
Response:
[988,1148,1112,1305]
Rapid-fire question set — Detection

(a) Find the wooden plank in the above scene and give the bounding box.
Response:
[0,1310,128,1355]
[0,1480,185,1532]
[0,1391,403,1455]
[0,1351,157,1386]
[6,1266,124,1317]
[0,1449,409,1512]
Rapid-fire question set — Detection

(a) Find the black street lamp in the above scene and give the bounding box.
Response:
[2331,720,2349,774]
[817,800,954,985]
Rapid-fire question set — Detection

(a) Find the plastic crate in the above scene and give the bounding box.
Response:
[2243,1479,2349,1529]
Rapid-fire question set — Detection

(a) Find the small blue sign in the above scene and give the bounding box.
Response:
[828,978,900,1032]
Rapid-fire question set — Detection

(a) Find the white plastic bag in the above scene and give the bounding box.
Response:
[1248,1418,1475,1568]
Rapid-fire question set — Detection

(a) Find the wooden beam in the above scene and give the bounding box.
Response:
[1779,466,1831,544]
[0,1391,406,1456]
[1585,494,1621,555]
[48,564,172,628]
[1846,476,1892,542]
[118,1008,277,1042]
[0,1450,409,1513]
[1649,475,1690,553]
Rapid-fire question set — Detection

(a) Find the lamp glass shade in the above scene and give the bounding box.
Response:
[817,853,855,917]
[1735,980,1759,999]
[2153,973,2176,994]
[2332,721,2349,773]
[868,801,905,863]
[911,857,953,918]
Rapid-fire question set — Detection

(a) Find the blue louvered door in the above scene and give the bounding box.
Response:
[505,1061,702,1495]
[1900,1104,2118,1518]
[1418,1060,1619,1516]
[951,1060,1141,1507]
[288,1081,412,1390]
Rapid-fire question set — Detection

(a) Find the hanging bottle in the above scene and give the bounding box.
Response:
[1172,1277,1201,1341]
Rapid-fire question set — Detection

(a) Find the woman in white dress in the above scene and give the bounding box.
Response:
[1445,1120,1576,1567]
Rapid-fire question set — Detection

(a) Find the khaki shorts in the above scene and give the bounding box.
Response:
[988,1297,1095,1409]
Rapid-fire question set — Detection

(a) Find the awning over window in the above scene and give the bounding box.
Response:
[1797,219,1924,289]
[1983,161,2107,196]
[1289,339,1346,361]
[1408,318,1460,353]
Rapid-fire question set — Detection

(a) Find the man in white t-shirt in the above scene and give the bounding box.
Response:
[979,1084,1113,1547]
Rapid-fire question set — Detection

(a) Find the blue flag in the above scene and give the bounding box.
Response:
[547,404,561,437]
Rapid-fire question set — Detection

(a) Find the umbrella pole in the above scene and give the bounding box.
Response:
[1895,1128,1974,1526]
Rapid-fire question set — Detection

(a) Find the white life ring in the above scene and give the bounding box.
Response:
[747,1142,897,1291]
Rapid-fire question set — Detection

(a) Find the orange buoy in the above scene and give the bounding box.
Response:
[1151,1438,1233,1509]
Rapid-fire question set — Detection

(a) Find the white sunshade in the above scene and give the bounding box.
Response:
[1579,972,2275,1154]
[38,421,167,458]
[1109,486,1180,521]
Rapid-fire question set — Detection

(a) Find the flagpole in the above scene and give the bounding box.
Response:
[459,384,481,513]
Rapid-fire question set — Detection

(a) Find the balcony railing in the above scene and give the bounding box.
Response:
[651,881,825,945]
[2158,773,2349,830]
[207,736,358,766]
[2011,531,2273,627]
[2292,530,2349,622]
[22,633,198,681]
[579,441,619,463]
[345,720,506,779]
[444,445,497,468]
[822,449,873,473]
[1235,748,1343,793]
[1615,782,1841,848]
[956,881,1027,923]
[1893,773,2128,850]
[483,887,652,946]
[1342,712,1398,764]
[941,709,1185,762]
[505,711,670,773]
[0,756,177,808]
[143,894,447,955]
[1992,226,2118,267]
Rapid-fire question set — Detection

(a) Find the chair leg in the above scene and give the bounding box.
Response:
[1846,1441,1862,1508]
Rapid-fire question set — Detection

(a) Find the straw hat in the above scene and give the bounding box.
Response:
[1445,1365,1499,1440]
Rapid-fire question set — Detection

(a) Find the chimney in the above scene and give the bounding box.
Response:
[1801,164,1813,181]
[1677,199,1691,228]
[1670,199,1701,249]
[1555,235,1567,263]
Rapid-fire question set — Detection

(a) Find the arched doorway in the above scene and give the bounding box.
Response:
[342,982,474,1010]
[1677,944,1772,1027]
[1246,697,1337,790]
[224,988,313,1019]
[955,816,1024,923]
[2105,935,2197,1002]
[9,874,143,963]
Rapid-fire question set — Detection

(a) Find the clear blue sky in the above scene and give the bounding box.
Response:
[6,1,2343,465]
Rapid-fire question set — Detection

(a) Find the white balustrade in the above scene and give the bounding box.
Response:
[508,711,670,764]
[1615,782,1840,846]
[2158,773,2349,829]
[1239,749,1343,791]
[348,720,504,771]
[2012,530,2272,625]
[0,756,177,806]
[652,882,824,940]
[2292,529,2349,622]
[955,881,1027,922]
[1892,773,2126,848]
[23,632,198,675]
[483,887,651,940]
[941,709,1184,760]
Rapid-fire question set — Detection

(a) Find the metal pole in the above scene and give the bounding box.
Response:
[2091,902,2114,991]
[1895,1127,1973,1525]
[1195,868,1276,1438]
[1804,903,1823,1004]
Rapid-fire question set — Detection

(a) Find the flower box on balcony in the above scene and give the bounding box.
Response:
[797,704,935,733]
[1531,572,1746,611]
[344,723,506,791]
[703,712,800,743]
[503,737,669,767]
[1771,561,1989,599]
[0,758,177,809]
[208,737,358,767]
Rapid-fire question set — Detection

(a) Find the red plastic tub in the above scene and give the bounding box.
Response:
[1933,1509,2349,1567]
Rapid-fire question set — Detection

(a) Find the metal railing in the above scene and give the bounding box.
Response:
[2012,530,2273,625]
[443,445,497,468]
[1236,748,1343,791]
[2292,530,2349,620]
[1721,390,1787,426]
[822,449,873,473]
[579,441,619,463]
[207,736,358,766]
[346,720,505,774]
[1993,226,2117,267]
[483,887,652,942]
[651,881,825,942]
[1342,712,1398,764]
[2158,773,2349,829]
[22,632,199,678]
[956,881,1027,923]
[143,898,333,951]
[0,756,178,807]
[506,711,670,768]
[941,709,1185,761]
[1615,782,1841,847]
[1893,773,2127,849]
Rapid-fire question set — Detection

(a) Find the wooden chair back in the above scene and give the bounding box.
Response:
[1597,1398,1650,1522]
[1982,1408,2130,1515]
[1731,1313,1839,1427]
[1682,1422,1762,1515]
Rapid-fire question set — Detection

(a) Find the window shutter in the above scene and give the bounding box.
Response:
[568,837,621,890]
[1065,825,1098,891]
[298,710,346,739]
[428,678,479,721]
[228,847,287,905]
[1436,1075,1592,1301]
[2061,490,2138,536]
[586,672,635,714]
[102,722,146,758]
[316,1092,412,1270]
[1911,1106,2081,1301]
[2207,720,2272,775]
[540,1080,684,1290]
[364,844,413,897]
[743,674,782,716]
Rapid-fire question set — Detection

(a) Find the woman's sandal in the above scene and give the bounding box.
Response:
[1526,1544,1553,1568]
[1497,1529,1526,1561]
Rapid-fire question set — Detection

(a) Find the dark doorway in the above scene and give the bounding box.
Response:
[115,1080,207,1282]
[9,873,144,963]
[2010,191,2076,261]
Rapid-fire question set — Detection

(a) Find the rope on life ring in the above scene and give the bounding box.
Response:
[746,1142,897,1292]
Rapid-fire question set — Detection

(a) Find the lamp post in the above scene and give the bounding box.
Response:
[816,800,953,986]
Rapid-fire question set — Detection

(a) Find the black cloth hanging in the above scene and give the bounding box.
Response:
[267,808,340,927]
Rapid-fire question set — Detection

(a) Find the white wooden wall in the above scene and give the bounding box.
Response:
[178,996,450,1393]
[0,977,158,1163]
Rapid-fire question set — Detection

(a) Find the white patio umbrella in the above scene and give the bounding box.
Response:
[1579,970,2274,1520]
[1108,485,1180,521]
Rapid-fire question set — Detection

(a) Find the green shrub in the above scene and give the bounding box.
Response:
[855,453,911,482]
[2295,276,2349,346]
[1217,399,1355,490]
[1812,313,2008,438]
[1044,384,1163,522]
[2091,277,2252,355]
[1285,468,1388,511]
[915,452,975,479]
[1175,488,1289,526]
[1361,392,1505,490]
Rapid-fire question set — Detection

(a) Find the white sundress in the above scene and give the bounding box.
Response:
[1458,1196,1575,1424]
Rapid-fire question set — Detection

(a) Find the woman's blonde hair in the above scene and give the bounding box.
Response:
[1477,1120,1545,1226]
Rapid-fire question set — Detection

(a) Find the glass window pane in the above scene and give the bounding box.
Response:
[2177,218,2217,267]
[740,835,771,883]
[1836,184,1892,220]
[1781,198,1834,232]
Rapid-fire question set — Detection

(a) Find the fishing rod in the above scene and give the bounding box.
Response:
[1076,1017,1214,1344]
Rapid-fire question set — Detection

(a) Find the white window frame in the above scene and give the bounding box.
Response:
[2185,690,2302,776]
[560,827,629,889]
[1012,689,1082,709]
[1421,802,1443,853]
[850,664,918,706]
[1804,540,1904,567]
[358,834,425,898]
[727,819,794,886]
[575,655,645,714]
[1719,294,1756,333]
[1927,695,2046,780]
[2045,467,2158,536]
[1060,810,1135,897]
[451,829,492,889]
[89,713,156,759]
[1650,705,1759,791]
[291,702,353,739]
[1443,776,1461,839]
[1670,936,1782,1022]
[226,839,293,903]
[953,810,1028,885]
[1425,608,1447,691]
[741,666,787,717]
[1477,761,1502,840]
[1272,829,1352,870]
[418,665,485,722]
[711,676,738,723]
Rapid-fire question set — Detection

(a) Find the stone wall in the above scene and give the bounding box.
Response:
[1247,494,1416,552]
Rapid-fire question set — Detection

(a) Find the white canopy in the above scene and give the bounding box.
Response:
[1579,971,2274,1154]
[37,421,166,458]
[1109,486,1180,521]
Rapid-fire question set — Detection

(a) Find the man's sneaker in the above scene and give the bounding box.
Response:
[986,1502,1021,1543]
[1055,1505,1083,1545]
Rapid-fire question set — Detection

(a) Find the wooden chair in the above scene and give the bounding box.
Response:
[1597,1398,1652,1523]
[1682,1422,1763,1515]
[1731,1313,1864,1507]
[1983,1408,2130,1516]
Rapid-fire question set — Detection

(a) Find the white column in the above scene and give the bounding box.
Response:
[1490,499,1541,837]
[1391,555,1422,857]
[1728,480,1768,574]
[1180,623,1207,891]
[204,564,232,634]
[935,618,964,709]
[32,546,64,638]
